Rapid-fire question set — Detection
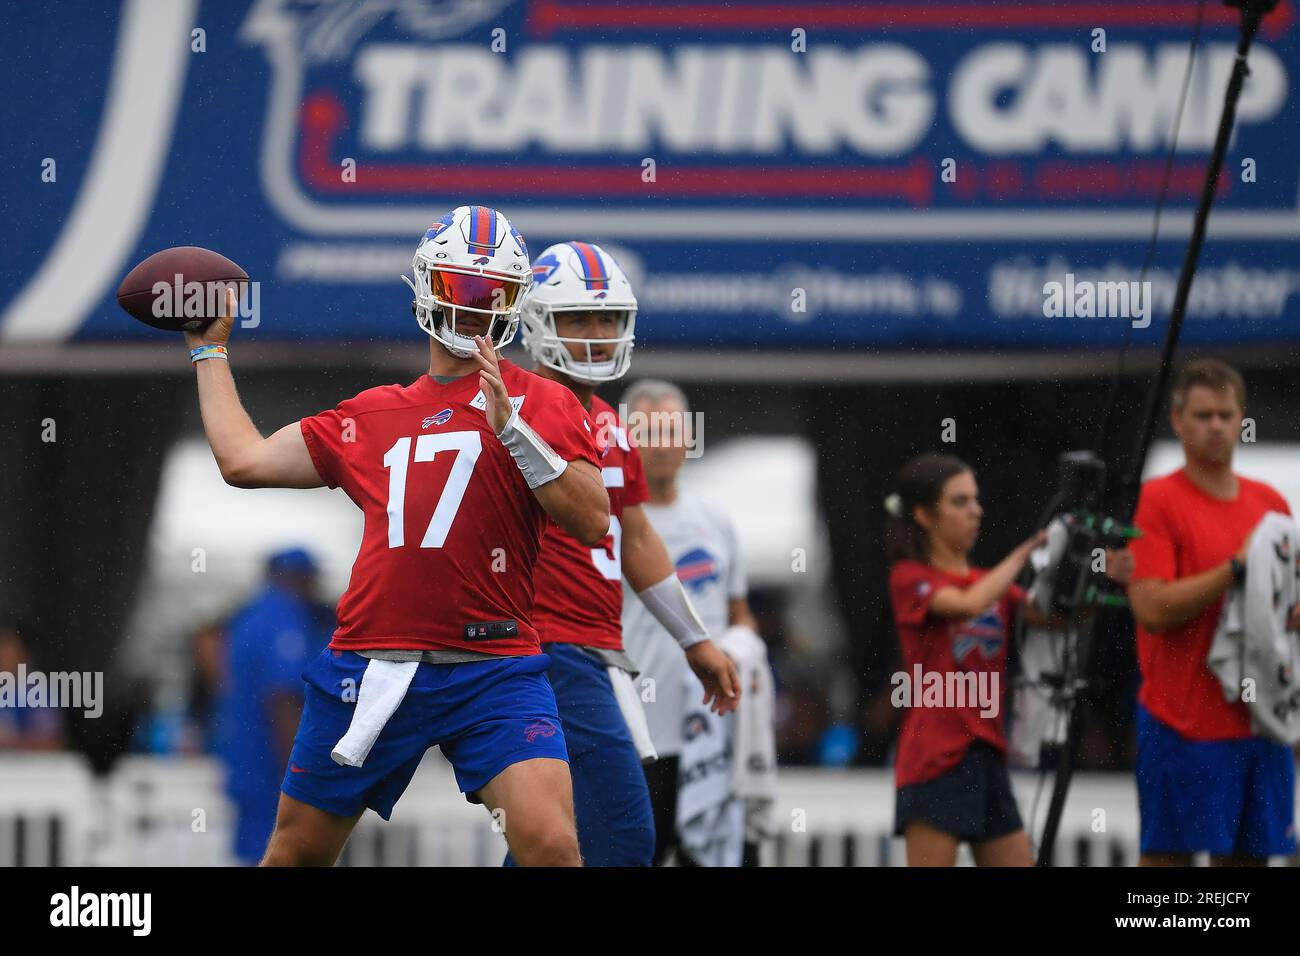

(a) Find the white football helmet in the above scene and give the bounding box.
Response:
[520,242,637,383]
[401,205,532,358]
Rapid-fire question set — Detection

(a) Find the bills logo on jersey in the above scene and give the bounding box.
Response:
[676,548,720,595]
[422,407,453,428]
[952,606,1005,664]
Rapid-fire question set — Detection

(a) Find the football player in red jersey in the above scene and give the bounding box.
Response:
[517,241,740,866]
[183,206,609,866]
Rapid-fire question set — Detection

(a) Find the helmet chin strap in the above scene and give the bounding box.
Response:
[564,356,619,384]
[435,307,479,358]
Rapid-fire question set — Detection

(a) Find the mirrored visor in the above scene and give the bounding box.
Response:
[430,270,524,312]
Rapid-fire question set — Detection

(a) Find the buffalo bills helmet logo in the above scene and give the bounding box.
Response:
[423,213,455,242]
[531,252,561,282]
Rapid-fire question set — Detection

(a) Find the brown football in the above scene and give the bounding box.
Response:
[117,246,248,332]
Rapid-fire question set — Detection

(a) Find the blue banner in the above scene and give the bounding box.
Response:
[2,0,1298,348]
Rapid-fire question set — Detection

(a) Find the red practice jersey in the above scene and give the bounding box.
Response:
[1130,469,1291,740]
[299,360,600,657]
[889,560,1024,788]
[531,395,649,650]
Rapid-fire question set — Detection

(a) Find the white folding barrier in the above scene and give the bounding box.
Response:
[0,754,99,866]
[0,754,1295,866]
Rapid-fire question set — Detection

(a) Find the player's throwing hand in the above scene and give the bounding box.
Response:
[472,334,512,434]
[184,285,238,352]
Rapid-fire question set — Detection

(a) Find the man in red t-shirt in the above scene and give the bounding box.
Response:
[518,241,738,866]
[1128,359,1298,865]
[183,206,610,867]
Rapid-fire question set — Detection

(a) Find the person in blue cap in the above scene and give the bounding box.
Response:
[216,547,331,865]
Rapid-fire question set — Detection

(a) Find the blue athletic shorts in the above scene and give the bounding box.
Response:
[281,648,568,820]
[894,740,1024,844]
[1136,702,1297,857]
[504,642,653,866]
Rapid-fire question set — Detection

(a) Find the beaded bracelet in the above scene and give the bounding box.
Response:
[190,344,229,364]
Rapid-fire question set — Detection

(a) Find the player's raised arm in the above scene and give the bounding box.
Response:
[184,288,326,489]
[471,335,609,545]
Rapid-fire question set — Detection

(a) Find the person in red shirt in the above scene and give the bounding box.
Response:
[518,241,739,866]
[886,452,1044,866]
[183,206,610,867]
[1127,359,1298,866]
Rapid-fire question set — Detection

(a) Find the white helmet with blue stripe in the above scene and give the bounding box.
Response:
[401,205,532,358]
[521,241,638,383]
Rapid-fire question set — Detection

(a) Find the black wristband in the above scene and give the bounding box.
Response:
[1229,556,1246,587]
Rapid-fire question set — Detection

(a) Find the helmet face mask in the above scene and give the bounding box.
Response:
[521,242,638,384]
[402,206,532,358]
[525,306,636,384]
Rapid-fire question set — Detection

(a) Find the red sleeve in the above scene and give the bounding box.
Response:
[1130,483,1177,582]
[890,561,938,627]
[299,406,351,490]
[521,389,600,469]
[623,444,650,507]
[1268,487,1292,516]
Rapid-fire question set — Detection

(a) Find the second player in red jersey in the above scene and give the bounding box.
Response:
[531,395,648,650]
[518,240,739,866]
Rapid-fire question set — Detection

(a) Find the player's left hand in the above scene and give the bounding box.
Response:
[1288,604,1300,632]
[471,335,511,434]
[685,640,741,716]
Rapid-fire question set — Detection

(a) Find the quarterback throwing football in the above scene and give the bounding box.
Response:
[185,206,608,866]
